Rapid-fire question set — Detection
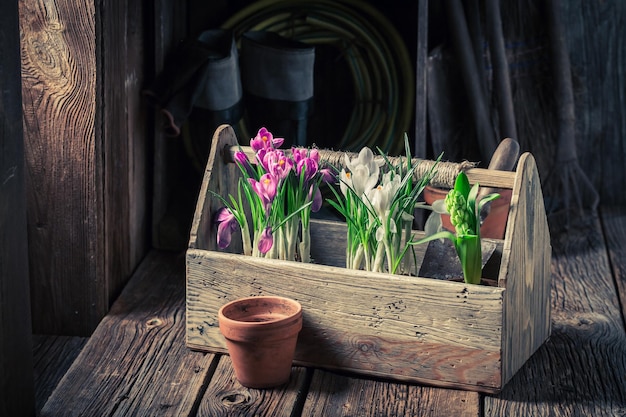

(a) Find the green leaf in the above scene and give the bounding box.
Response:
[466,183,480,231]
[411,230,457,247]
[456,234,482,284]
[454,171,472,199]
[477,192,501,212]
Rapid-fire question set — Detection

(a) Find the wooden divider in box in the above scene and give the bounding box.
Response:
[186,124,551,393]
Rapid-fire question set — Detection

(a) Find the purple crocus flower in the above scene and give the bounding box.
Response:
[260,149,293,180]
[291,147,308,164]
[234,150,255,178]
[248,173,278,212]
[297,157,319,182]
[258,227,273,254]
[250,127,284,151]
[215,207,238,249]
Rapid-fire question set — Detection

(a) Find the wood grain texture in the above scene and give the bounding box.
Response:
[499,153,551,384]
[40,251,218,417]
[601,206,626,326]
[414,0,429,159]
[562,1,626,205]
[101,0,150,307]
[32,335,88,413]
[20,0,101,336]
[0,0,35,415]
[302,369,480,417]
[188,246,505,391]
[188,124,241,252]
[485,212,626,416]
[19,0,150,335]
[197,355,310,417]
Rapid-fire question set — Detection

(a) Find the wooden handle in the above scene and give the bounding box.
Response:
[479,138,520,217]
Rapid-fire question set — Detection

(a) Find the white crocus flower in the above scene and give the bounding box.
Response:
[340,148,380,198]
[344,147,383,174]
[366,172,402,242]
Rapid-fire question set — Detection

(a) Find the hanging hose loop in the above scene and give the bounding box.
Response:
[222,0,414,155]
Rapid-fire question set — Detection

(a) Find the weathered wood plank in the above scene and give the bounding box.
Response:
[33,335,88,413]
[485,212,626,416]
[102,0,150,306]
[196,355,310,417]
[187,247,506,391]
[150,0,191,251]
[40,251,218,417]
[19,0,150,335]
[0,0,35,415]
[414,0,429,159]
[601,206,626,325]
[498,153,551,384]
[562,2,626,206]
[302,369,480,417]
[19,0,102,336]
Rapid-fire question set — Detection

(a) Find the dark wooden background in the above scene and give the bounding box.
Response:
[1,0,35,415]
[563,1,626,205]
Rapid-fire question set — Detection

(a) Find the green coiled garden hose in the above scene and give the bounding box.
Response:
[221,0,414,155]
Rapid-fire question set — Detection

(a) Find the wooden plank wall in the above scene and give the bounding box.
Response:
[19,0,149,336]
[563,1,626,205]
[0,0,35,415]
[150,0,190,251]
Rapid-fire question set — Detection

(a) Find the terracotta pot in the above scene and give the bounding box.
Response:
[218,295,302,388]
[423,186,512,239]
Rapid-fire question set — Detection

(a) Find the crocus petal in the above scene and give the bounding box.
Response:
[310,186,323,212]
[234,150,249,165]
[258,227,273,254]
[309,148,319,163]
[264,150,292,180]
[215,207,234,223]
[215,207,238,249]
[319,167,336,183]
[248,173,278,213]
[291,147,307,164]
[258,173,277,201]
[339,169,351,196]
[376,226,385,242]
[217,220,234,249]
[250,127,270,151]
[272,136,284,148]
[297,158,318,181]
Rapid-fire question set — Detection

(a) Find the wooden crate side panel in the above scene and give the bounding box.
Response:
[186,249,505,390]
[189,125,240,251]
[499,153,552,385]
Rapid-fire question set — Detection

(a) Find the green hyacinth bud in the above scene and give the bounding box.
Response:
[445,189,474,236]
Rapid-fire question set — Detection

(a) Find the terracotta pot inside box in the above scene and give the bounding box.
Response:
[423,186,512,239]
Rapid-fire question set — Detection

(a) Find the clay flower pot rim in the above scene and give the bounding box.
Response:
[218,295,302,330]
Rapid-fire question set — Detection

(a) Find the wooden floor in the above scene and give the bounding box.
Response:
[35,206,626,417]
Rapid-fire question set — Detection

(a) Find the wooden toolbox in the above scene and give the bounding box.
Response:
[186,124,551,393]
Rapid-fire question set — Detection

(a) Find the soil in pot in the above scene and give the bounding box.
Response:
[218,295,302,389]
